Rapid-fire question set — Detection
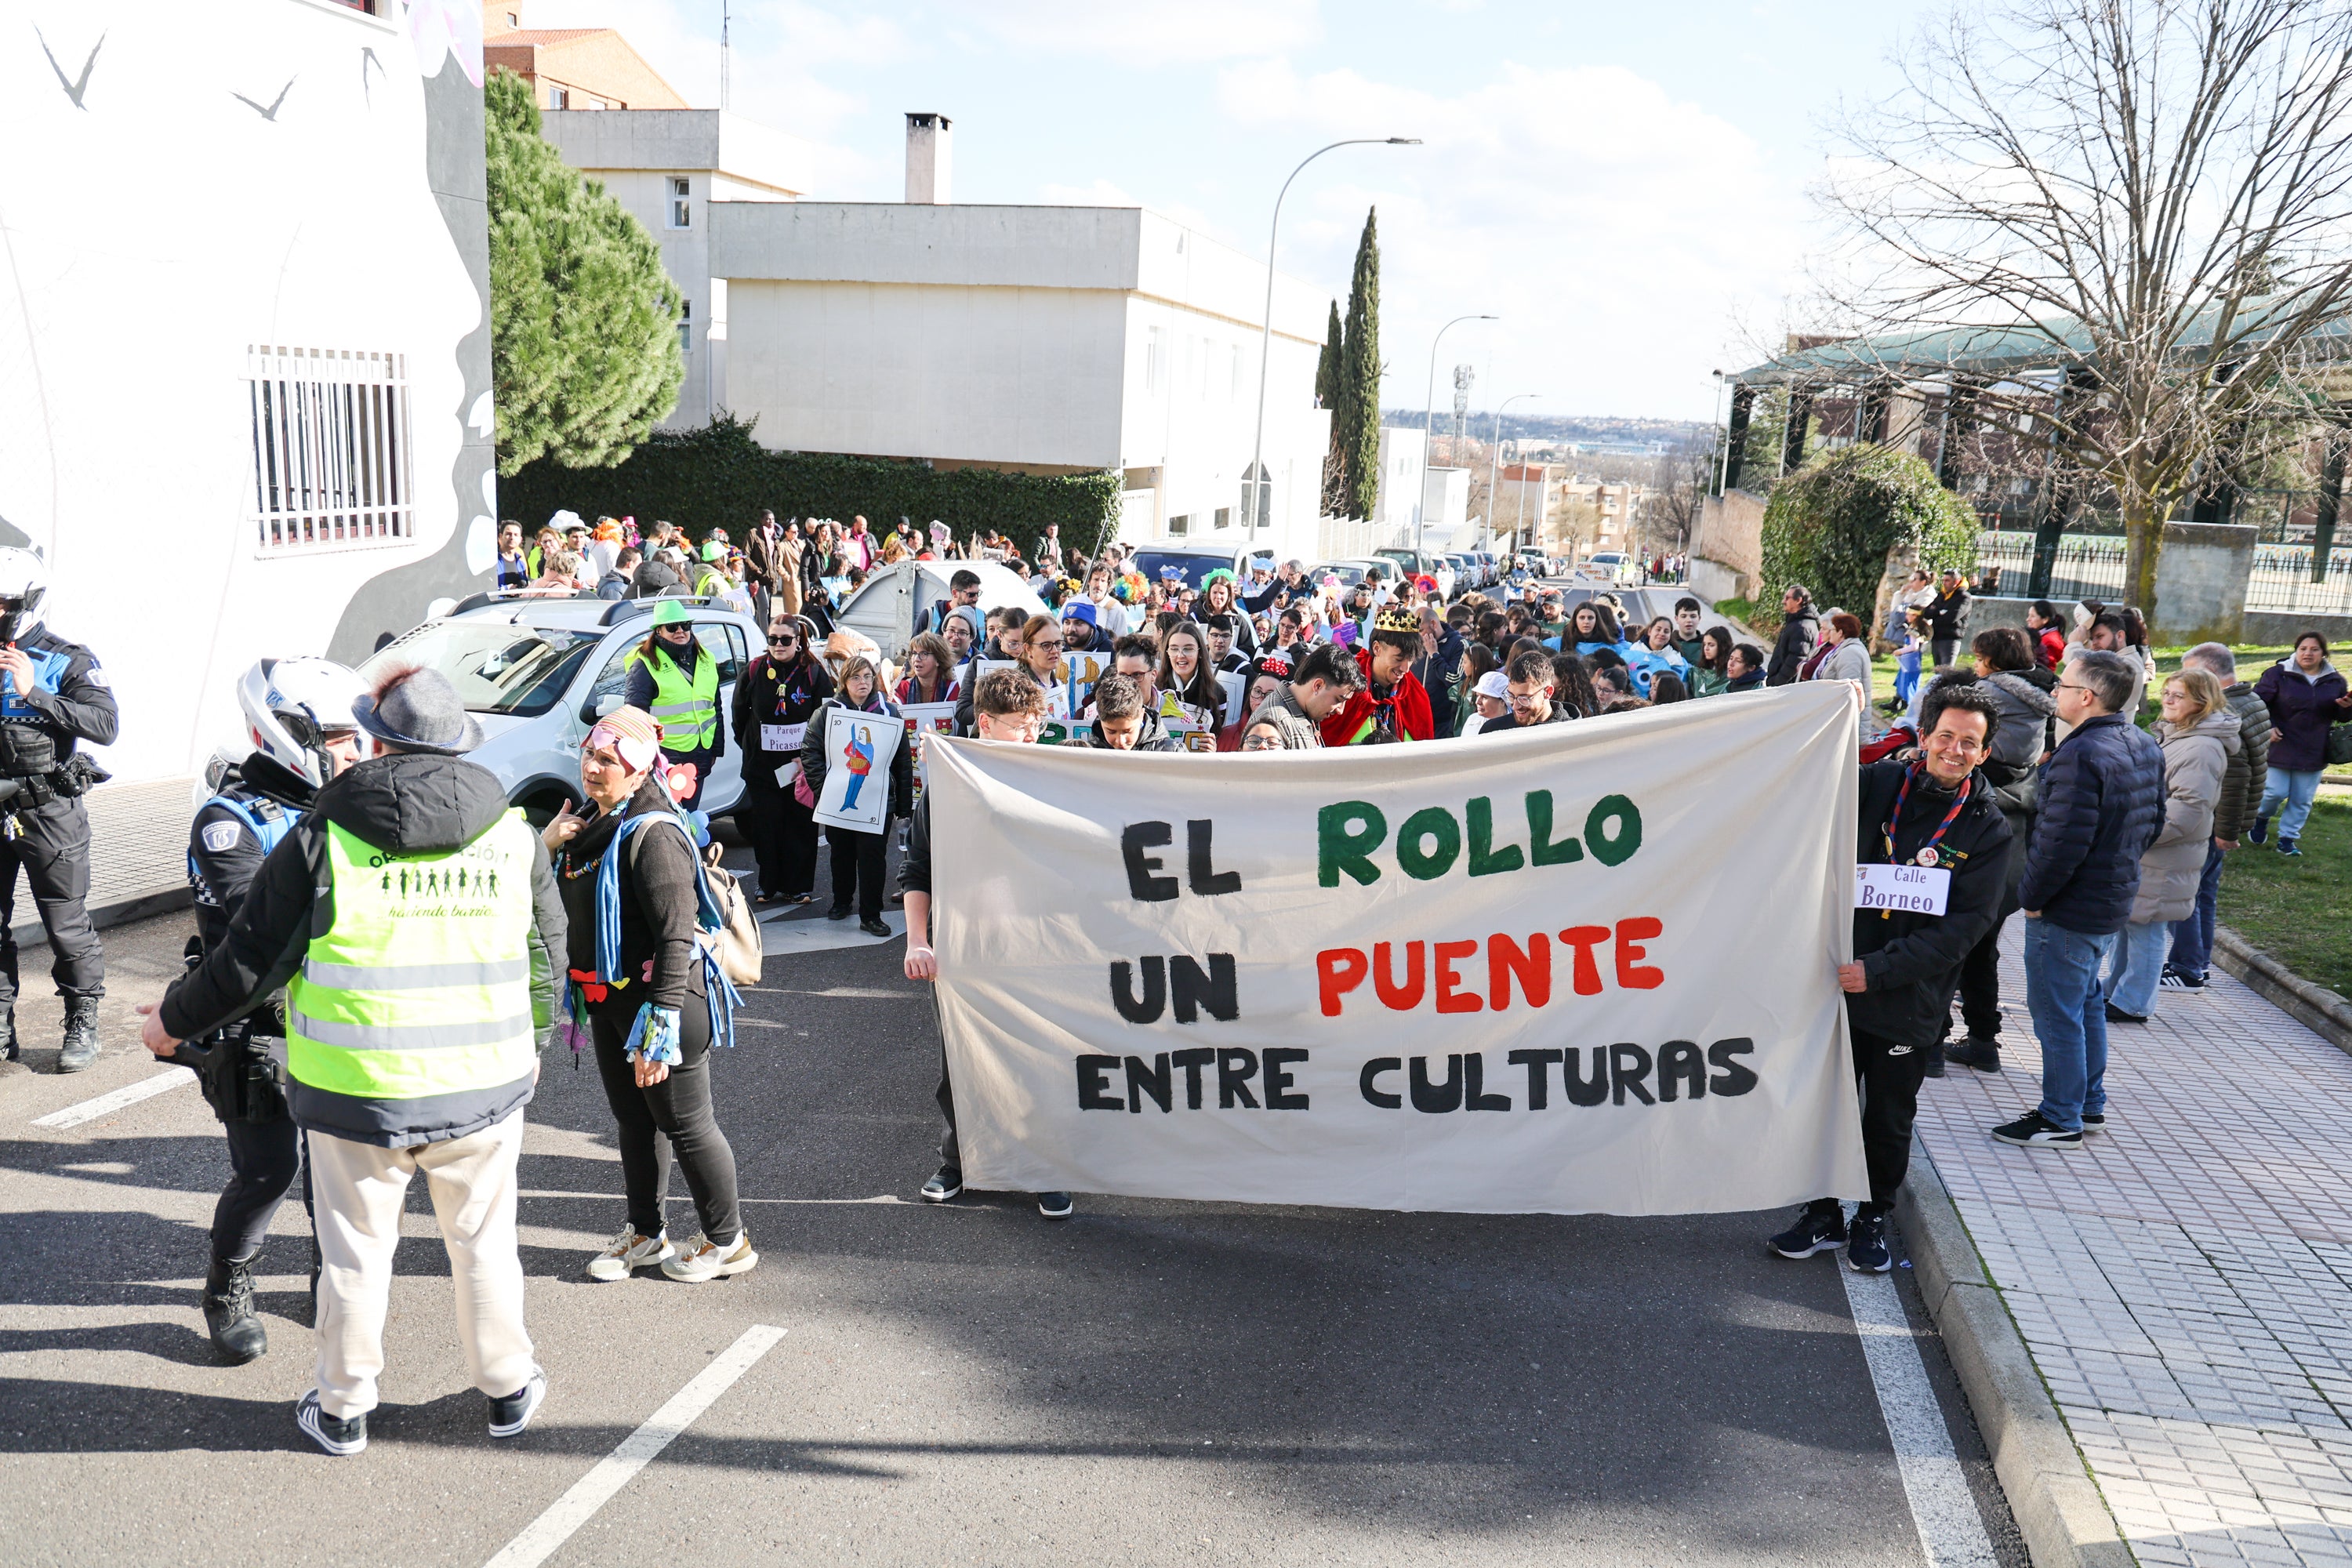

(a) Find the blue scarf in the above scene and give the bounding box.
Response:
[564,804,746,1061]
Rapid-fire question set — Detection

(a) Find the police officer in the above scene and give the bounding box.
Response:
[622,598,723,810]
[176,659,366,1363]
[0,548,121,1071]
[140,667,567,1457]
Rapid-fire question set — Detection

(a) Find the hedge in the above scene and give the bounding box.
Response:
[1756,445,1979,636]
[499,415,1125,558]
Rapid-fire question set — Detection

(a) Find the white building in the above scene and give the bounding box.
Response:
[1421,467,1471,539]
[1371,427,1428,532]
[537,109,813,429]
[0,0,494,923]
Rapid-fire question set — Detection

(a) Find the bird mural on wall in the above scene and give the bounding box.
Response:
[232,78,296,121]
[35,28,103,110]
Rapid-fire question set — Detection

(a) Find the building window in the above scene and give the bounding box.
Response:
[246,346,413,554]
[670,177,691,229]
[1213,507,1230,531]
[1145,327,1163,394]
[549,86,568,109]
[677,297,691,356]
[1167,513,1190,537]
[505,10,519,26]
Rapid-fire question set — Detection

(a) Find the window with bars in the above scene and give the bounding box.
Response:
[246,347,414,554]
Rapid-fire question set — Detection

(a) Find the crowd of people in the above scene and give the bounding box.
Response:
[126,499,2352,1452]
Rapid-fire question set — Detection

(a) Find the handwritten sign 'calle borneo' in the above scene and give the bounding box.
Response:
[924,684,1867,1215]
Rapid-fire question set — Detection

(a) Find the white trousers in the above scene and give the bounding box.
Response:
[306,1112,534,1418]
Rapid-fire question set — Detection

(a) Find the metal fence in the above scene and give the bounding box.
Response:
[1976,530,2352,615]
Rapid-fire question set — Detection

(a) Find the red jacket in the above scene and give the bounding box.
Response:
[1322,651,1433,745]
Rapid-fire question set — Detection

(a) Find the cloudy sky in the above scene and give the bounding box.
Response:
[518,0,1937,421]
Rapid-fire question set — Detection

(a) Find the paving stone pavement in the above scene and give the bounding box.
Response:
[1917,921,2352,1566]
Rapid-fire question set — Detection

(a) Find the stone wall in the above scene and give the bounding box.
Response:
[1690,488,1766,600]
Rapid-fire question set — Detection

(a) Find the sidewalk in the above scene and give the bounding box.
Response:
[1918,923,2352,1566]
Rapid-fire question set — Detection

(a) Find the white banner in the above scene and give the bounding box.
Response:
[925,684,1867,1215]
[812,707,901,833]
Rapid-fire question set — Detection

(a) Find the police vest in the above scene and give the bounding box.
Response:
[285,811,536,1113]
[0,644,73,776]
[187,793,300,894]
[626,643,719,749]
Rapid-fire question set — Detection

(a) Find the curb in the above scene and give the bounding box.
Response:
[2211,924,2352,1055]
[1896,1139,2133,1568]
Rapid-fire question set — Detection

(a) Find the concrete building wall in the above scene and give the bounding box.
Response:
[0,0,491,787]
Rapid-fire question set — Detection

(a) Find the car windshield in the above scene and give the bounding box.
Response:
[1130,551,1232,591]
[359,617,604,717]
[1312,561,1374,587]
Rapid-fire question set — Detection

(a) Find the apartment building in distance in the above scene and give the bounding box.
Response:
[481,2,686,111]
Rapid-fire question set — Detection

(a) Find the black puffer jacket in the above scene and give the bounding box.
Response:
[1766,608,1819,686]
[160,750,567,1146]
[553,775,704,1015]
[798,695,914,826]
[2017,712,2166,935]
[1849,760,2013,1047]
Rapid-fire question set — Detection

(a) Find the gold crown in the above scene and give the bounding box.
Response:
[1373,604,1421,637]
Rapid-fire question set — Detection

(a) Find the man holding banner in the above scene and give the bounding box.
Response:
[1772,679,2011,1272]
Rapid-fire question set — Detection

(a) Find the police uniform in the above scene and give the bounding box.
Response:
[0,624,120,1055]
[180,755,314,1290]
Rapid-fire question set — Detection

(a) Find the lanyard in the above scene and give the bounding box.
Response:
[1882,764,1970,869]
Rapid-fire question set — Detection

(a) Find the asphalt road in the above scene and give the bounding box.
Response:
[0,841,2025,1567]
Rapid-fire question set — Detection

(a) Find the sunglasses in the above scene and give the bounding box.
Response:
[768,636,797,648]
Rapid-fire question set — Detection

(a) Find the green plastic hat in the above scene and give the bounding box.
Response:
[651,597,693,627]
[700,539,727,562]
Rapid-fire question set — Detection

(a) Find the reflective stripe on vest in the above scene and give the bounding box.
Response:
[626,643,719,749]
[285,811,536,1106]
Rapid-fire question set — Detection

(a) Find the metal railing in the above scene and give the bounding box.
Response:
[1977,530,2352,615]
[2247,543,2352,615]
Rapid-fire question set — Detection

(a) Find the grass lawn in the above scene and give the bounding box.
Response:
[2219,792,2352,1005]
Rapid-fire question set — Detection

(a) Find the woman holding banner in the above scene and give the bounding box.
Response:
[731,618,833,906]
[798,656,913,938]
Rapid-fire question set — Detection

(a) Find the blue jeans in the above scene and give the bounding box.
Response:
[2166,840,2227,980]
[2258,769,2321,841]
[2026,916,2116,1133]
[2103,919,2169,1019]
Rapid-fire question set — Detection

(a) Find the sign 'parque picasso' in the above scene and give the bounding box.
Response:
[924,683,1868,1215]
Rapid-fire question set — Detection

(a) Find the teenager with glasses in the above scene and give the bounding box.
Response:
[731,619,833,906]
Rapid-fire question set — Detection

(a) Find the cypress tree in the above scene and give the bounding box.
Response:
[1316,301,1345,514]
[486,68,684,476]
[1336,209,1382,521]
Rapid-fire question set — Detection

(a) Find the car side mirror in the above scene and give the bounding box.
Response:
[582,693,622,724]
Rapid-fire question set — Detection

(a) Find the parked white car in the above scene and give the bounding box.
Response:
[358,593,763,824]
[1580,551,1629,582]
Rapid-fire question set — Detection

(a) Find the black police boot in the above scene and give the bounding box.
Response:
[202,1257,268,1364]
[56,996,99,1073]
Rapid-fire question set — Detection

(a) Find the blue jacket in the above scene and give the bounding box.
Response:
[2017,712,2165,935]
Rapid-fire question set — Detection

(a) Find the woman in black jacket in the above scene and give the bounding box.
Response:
[798,655,914,936]
[546,706,752,1287]
[730,617,833,906]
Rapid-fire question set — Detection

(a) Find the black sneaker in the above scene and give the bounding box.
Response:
[1991,1109,2082,1149]
[1036,1191,1075,1221]
[488,1366,548,1439]
[921,1165,963,1203]
[1945,1036,2002,1073]
[2081,1112,2108,1134]
[2247,815,2269,846]
[296,1389,367,1457]
[859,916,892,938]
[2104,1002,2147,1025]
[2158,971,2205,991]
[1767,1201,1846,1258]
[1847,1209,1892,1273]
[2279,838,2302,857]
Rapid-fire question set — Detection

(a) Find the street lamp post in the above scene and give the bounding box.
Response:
[1245,137,1421,549]
[1485,393,1540,554]
[1421,314,1497,561]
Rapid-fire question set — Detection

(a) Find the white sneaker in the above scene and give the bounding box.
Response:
[661,1232,757,1283]
[586,1226,674,1282]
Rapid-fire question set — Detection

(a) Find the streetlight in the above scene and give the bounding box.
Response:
[1485,393,1541,554]
[1245,137,1421,546]
[1421,314,1497,561]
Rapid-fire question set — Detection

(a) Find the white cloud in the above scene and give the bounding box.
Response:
[1216,58,1807,416]
[962,0,1321,62]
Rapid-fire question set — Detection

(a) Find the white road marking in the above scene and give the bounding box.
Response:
[32,1066,194,1128]
[1842,1264,1998,1568]
[759,909,904,956]
[482,1323,786,1568]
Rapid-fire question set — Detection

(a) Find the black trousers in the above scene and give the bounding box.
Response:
[0,797,103,1004]
[743,776,821,898]
[590,996,742,1247]
[827,826,888,920]
[1855,1027,1929,1213]
[937,1045,960,1167]
[211,1116,303,1265]
[1940,909,2009,1044]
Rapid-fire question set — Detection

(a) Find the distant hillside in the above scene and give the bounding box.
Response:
[1383,408,1712,448]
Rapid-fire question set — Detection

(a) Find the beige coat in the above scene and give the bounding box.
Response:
[774,536,804,617]
[2129,708,2240,924]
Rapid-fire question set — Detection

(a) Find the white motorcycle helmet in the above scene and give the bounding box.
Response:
[235,657,369,788]
[0,546,49,644]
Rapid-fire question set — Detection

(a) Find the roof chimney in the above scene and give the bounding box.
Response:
[905,113,953,205]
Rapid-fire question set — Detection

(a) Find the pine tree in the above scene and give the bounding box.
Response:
[1335,209,1382,521]
[1316,301,1345,514]
[486,68,684,476]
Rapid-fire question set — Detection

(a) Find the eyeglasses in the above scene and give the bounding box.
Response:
[1240,731,1285,750]
[1928,734,1987,755]
[1030,637,1063,651]
[2056,681,2091,693]
[767,636,797,648]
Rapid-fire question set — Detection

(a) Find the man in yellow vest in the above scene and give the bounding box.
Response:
[139,667,566,1458]
[622,597,724,809]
